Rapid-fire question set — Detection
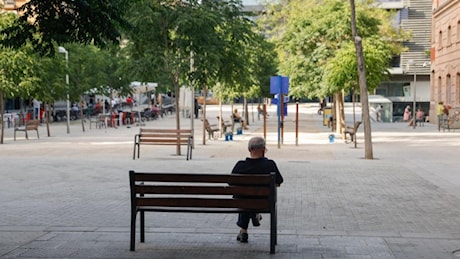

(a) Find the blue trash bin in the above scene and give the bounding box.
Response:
[328,134,335,143]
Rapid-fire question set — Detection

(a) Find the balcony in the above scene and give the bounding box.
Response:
[376,0,405,9]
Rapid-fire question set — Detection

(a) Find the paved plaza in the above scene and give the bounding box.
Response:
[1,103,460,259]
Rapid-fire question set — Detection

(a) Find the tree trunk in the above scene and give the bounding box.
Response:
[174,82,181,155]
[202,85,208,145]
[80,95,85,132]
[0,91,4,144]
[350,0,373,159]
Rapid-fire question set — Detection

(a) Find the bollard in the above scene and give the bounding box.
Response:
[328,134,335,143]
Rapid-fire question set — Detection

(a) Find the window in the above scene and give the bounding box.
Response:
[438,76,442,101]
[456,73,460,104]
[438,30,443,49]
[458,21,460,43]
[447,26,451,46]
[446,75,451,104]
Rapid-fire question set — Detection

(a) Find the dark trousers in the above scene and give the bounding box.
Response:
[237,212,257,229]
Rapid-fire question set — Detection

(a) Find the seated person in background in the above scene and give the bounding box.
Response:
[415,108,425,123]
[233,108,248,130]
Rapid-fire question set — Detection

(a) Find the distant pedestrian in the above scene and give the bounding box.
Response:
[375,105,383,122]
[436,101,445,131]
[403,105,411,122]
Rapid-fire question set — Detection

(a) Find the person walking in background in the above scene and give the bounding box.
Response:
[231,137,284,243]
[375,104,383,122]
[403,105,411,122]
[436,101,445,131]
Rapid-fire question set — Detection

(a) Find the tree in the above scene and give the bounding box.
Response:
[260,0,408,136]
[123,0,262,148]
[0,0,131,56]
[0,13,39,144]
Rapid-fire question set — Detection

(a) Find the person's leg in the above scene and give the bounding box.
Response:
[236,212,255,242]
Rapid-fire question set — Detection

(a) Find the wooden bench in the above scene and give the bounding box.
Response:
[344,121,362,142]
[217,116,232,134]
[14,119,40,140]
[203,118,220,140]
[129,170,278,254]
[89,114,106,129]
[133,129,193,160]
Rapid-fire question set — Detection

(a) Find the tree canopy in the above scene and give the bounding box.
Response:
[0,0,131,56]
[259,0,409,99]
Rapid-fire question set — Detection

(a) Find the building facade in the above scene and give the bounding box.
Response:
[375,0,432,121]
[430,0,460,121]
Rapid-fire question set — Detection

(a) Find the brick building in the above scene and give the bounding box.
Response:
[430,0,460,122]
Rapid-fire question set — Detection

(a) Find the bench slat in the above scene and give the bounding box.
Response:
[137,207,266,213]
[133,173,272,185]
[135,185,270,196]
[136,197,270,210]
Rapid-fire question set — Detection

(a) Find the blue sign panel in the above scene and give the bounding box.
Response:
[270,76,280,94]
[281,77,289,94]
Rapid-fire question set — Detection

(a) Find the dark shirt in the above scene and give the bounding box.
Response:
[231,157,283,185]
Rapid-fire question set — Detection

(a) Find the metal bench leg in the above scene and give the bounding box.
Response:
[130,210,137,251]
[140,211,145,243]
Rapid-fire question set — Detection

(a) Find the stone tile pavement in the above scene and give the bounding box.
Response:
[1,103,460,258]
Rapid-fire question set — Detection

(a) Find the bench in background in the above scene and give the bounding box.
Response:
[203,118,220,140]
[129,170,278,254]
[133,128,193,160]
[14,119,40,141]
[344,121,361,143]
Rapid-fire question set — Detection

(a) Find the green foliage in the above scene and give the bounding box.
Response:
[0,13,39,99]
[324,36,392,96]
[122,0,273,102]
[0,0,131,56]
[261,0,407,99]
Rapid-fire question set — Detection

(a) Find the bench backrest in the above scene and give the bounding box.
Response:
[26,119,39,130]
[203,119,216,131]
[129,171,276,212]
[353,121,362,131]
[138,128,192,144]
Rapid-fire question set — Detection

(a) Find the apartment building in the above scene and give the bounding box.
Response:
[430,0,460,121]
[374,0,432,121]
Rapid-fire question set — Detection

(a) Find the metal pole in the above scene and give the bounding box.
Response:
[413,66,417,129]
[295,102,299,146]
[64,51,70,134]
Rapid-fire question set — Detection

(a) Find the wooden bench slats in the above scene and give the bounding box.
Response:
[136,207,266,213]
[140,133,192,138]
[133,128,193,160]
[129,171,277,254]
[133,173,272,184]
[136,197,270,209]
[140,129,191,133]
[135,185,270,196]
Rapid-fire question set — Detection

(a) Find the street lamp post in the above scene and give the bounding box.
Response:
[58,46,70,134]
[407,59,417,129]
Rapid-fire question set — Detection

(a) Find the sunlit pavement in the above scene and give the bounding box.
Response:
[1,103,460,258]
